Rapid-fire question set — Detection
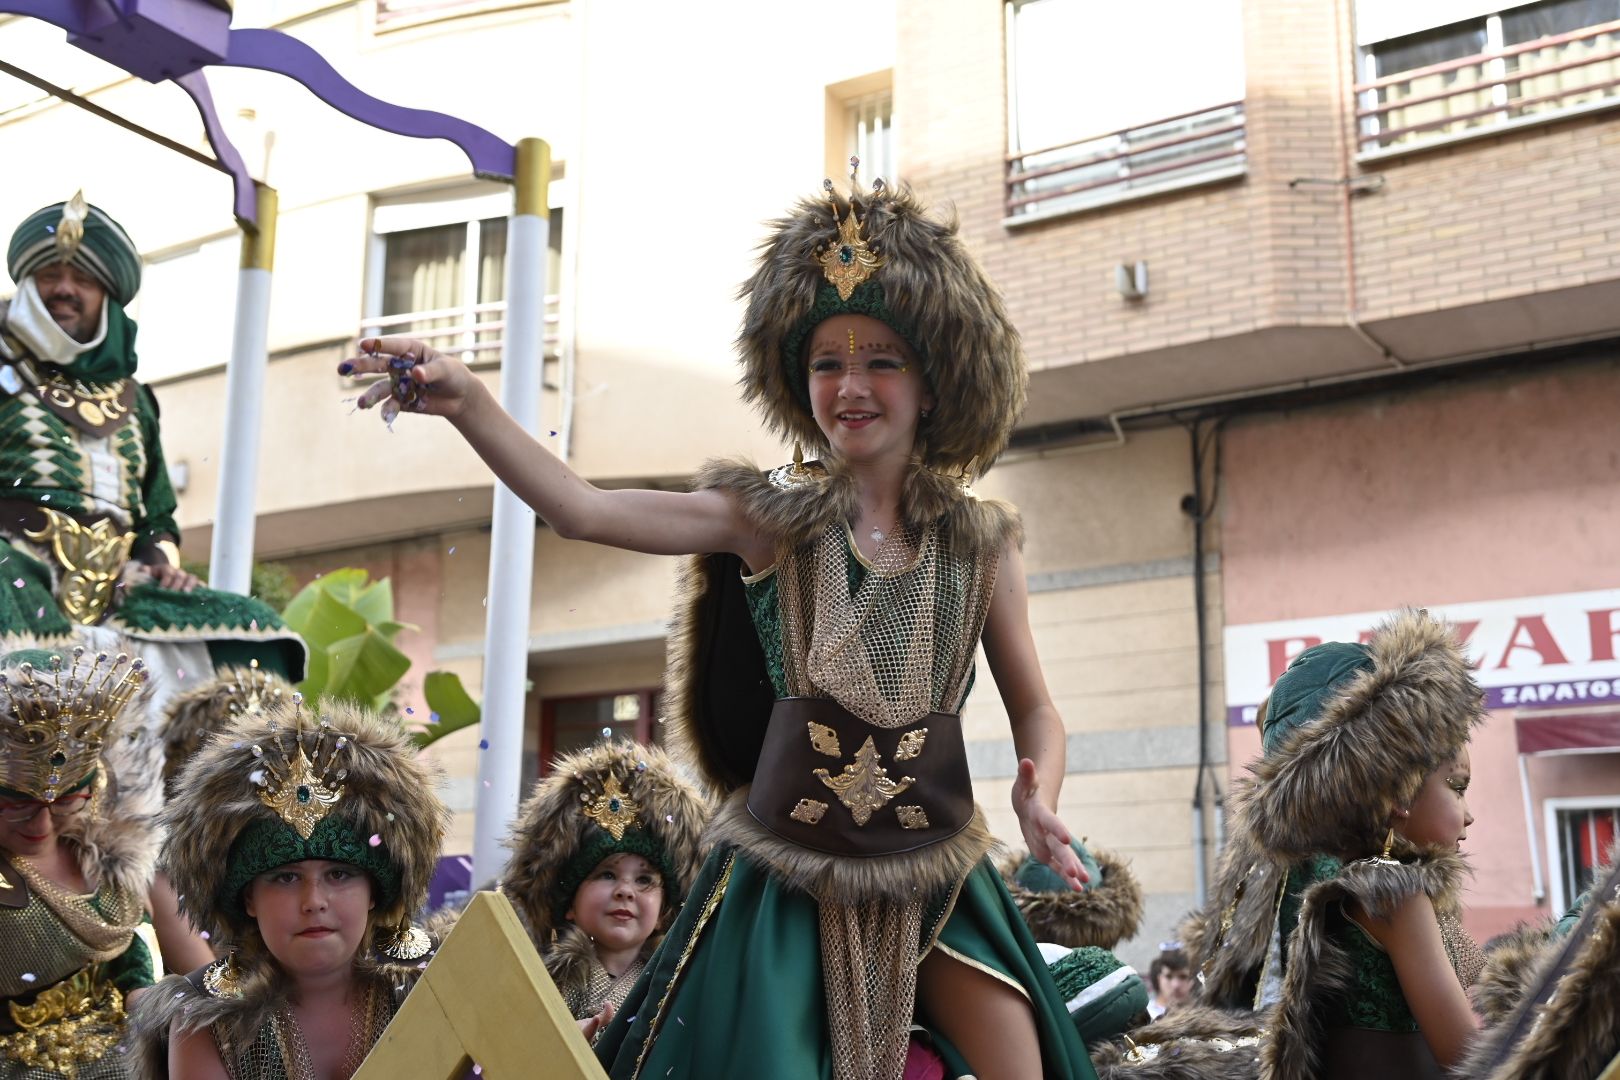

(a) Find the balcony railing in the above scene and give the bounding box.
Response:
[1005,101,1246,222]
[359,296,560,364]
[1357,18,1620,154]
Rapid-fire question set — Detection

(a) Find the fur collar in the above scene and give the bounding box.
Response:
[1260,853,1468,1080]
[127,937,439,1076]
[542,923,660,1006]
[1090,1005,1264,1080]
[1184,792,1286,1011]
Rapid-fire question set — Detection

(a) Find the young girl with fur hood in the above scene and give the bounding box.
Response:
[343,169,1097,1080]
[130,696,448,1079]
[1241,607,1487,1080]
[496,741,709,1034]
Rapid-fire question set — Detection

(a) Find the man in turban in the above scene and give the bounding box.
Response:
[0,195,304,698]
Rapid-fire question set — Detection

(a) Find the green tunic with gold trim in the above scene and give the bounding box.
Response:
[0,300,303,679]
[594,461,1094,1080]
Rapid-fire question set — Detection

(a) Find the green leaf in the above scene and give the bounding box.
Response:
[296,643,330,701]
[293,589,368,651]
[373,620,418,644]
[413,671,482,749]
[350,578,395,627]
[323,629,412,706]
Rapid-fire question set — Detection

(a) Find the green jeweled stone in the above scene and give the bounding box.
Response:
[296,785,312,804]
[49,751,65,766]
[838,245,855,265]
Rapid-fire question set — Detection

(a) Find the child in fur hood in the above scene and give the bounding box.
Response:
[1239,607,1488,1080]
[344,171,1100,1080]
[495,741,709,1038]
[128,697,449,1080]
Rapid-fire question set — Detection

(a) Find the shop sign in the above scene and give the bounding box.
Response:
[1224,589,1620,726]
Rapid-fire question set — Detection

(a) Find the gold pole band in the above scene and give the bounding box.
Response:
[238,183,278,271]
[514,137,551,218]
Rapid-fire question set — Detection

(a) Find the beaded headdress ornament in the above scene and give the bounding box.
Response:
[248,695,350,840]
[0,647,145,801]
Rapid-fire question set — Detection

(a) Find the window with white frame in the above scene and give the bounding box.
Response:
[1546,796,1620,913]
[365,185,564,364]
[1004,0,1247,221]
[848,91,896,182]
[1355,0,1620,155]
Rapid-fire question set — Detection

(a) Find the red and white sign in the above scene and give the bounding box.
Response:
[1224,589,1620,726]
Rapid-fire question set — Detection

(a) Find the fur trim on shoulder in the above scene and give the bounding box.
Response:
[1185,796,1285,1010]
[543,923,660,1014]
[68,696,166,903]
[499,740,710,949]
[1461,889,1620,1079]
[693,456,1023,551]
[1090,1005,1263,1080]
[736,182,1027,475]
[999,846,1144,951]
[1474,921,1557,1027]
[704,789,995,905]
[1260,854,1468,1080]
[1241,608,1485,861]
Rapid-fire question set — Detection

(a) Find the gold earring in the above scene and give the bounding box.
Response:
[792,442,805,474]
[1381,827,1395,859]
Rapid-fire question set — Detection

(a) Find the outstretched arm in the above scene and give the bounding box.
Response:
[982,541,1088,891]
[1351,892,1480,1066]
[343,338,772,567]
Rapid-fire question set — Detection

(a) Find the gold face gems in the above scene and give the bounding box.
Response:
[582,773,641,841]
[847,328,857,354]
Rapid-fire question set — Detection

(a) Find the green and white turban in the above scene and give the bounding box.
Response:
[8,199,142,305]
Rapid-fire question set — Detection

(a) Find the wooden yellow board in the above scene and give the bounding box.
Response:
[355,891,609,1080]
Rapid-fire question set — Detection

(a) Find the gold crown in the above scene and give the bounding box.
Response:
[226,659,285,719]
[249,697,351,840]
[0,647,145,801]
[815,158,886,301]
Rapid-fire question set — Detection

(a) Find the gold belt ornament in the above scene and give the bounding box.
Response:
[0,968,126,1079]
[24,508,135,626]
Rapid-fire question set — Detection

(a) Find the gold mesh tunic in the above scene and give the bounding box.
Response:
[1,857,146,1080]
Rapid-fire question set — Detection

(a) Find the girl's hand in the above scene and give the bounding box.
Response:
[1012,758,1089,891]
[578,999,616,1044]
[339,337,484,424]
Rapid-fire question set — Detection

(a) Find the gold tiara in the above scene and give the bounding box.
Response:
[249,698,351,840]
[0,647,145,801]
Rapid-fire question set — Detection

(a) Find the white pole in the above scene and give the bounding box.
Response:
[472,138,550,887]
[208,183,277,595]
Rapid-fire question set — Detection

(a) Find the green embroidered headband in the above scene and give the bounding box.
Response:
[223,814,400,917]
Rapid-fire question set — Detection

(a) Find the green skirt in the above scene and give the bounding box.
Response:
[595,846,1096,1079]
[0,538,304,679]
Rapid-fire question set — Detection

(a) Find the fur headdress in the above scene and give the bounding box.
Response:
[1239,608,1485,860]
[738,172,1027,475]
[161,662,295,795]
[159,696,448,949]
[999,841,1145,952]
[499,739,710,946]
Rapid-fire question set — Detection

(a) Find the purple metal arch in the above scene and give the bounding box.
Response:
[0,1,517,227]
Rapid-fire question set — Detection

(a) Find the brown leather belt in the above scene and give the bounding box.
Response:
[747,697,974,857]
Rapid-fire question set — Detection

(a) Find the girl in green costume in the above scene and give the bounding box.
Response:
[344,171,1097,1080]
[1239,608,1488,1080]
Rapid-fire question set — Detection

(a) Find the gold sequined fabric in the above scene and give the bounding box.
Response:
[1439,910,1485,989]
[2,859,142,970]
[0,968,126,1080]
[214,983,390,1080]
[818,895,921,1080]
[564,957,647,1022]
[777,523,997,728]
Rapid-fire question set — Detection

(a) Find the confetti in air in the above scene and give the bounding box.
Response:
[479,739,489,750]
[369,834,382,847]
[20,973,35,984]
[11,579,22,588]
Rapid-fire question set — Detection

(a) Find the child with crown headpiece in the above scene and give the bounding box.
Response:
[128,694,449,1079]
[497,740,709,1030]
[344,164,1097,1079]
[0,639,169,1080]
